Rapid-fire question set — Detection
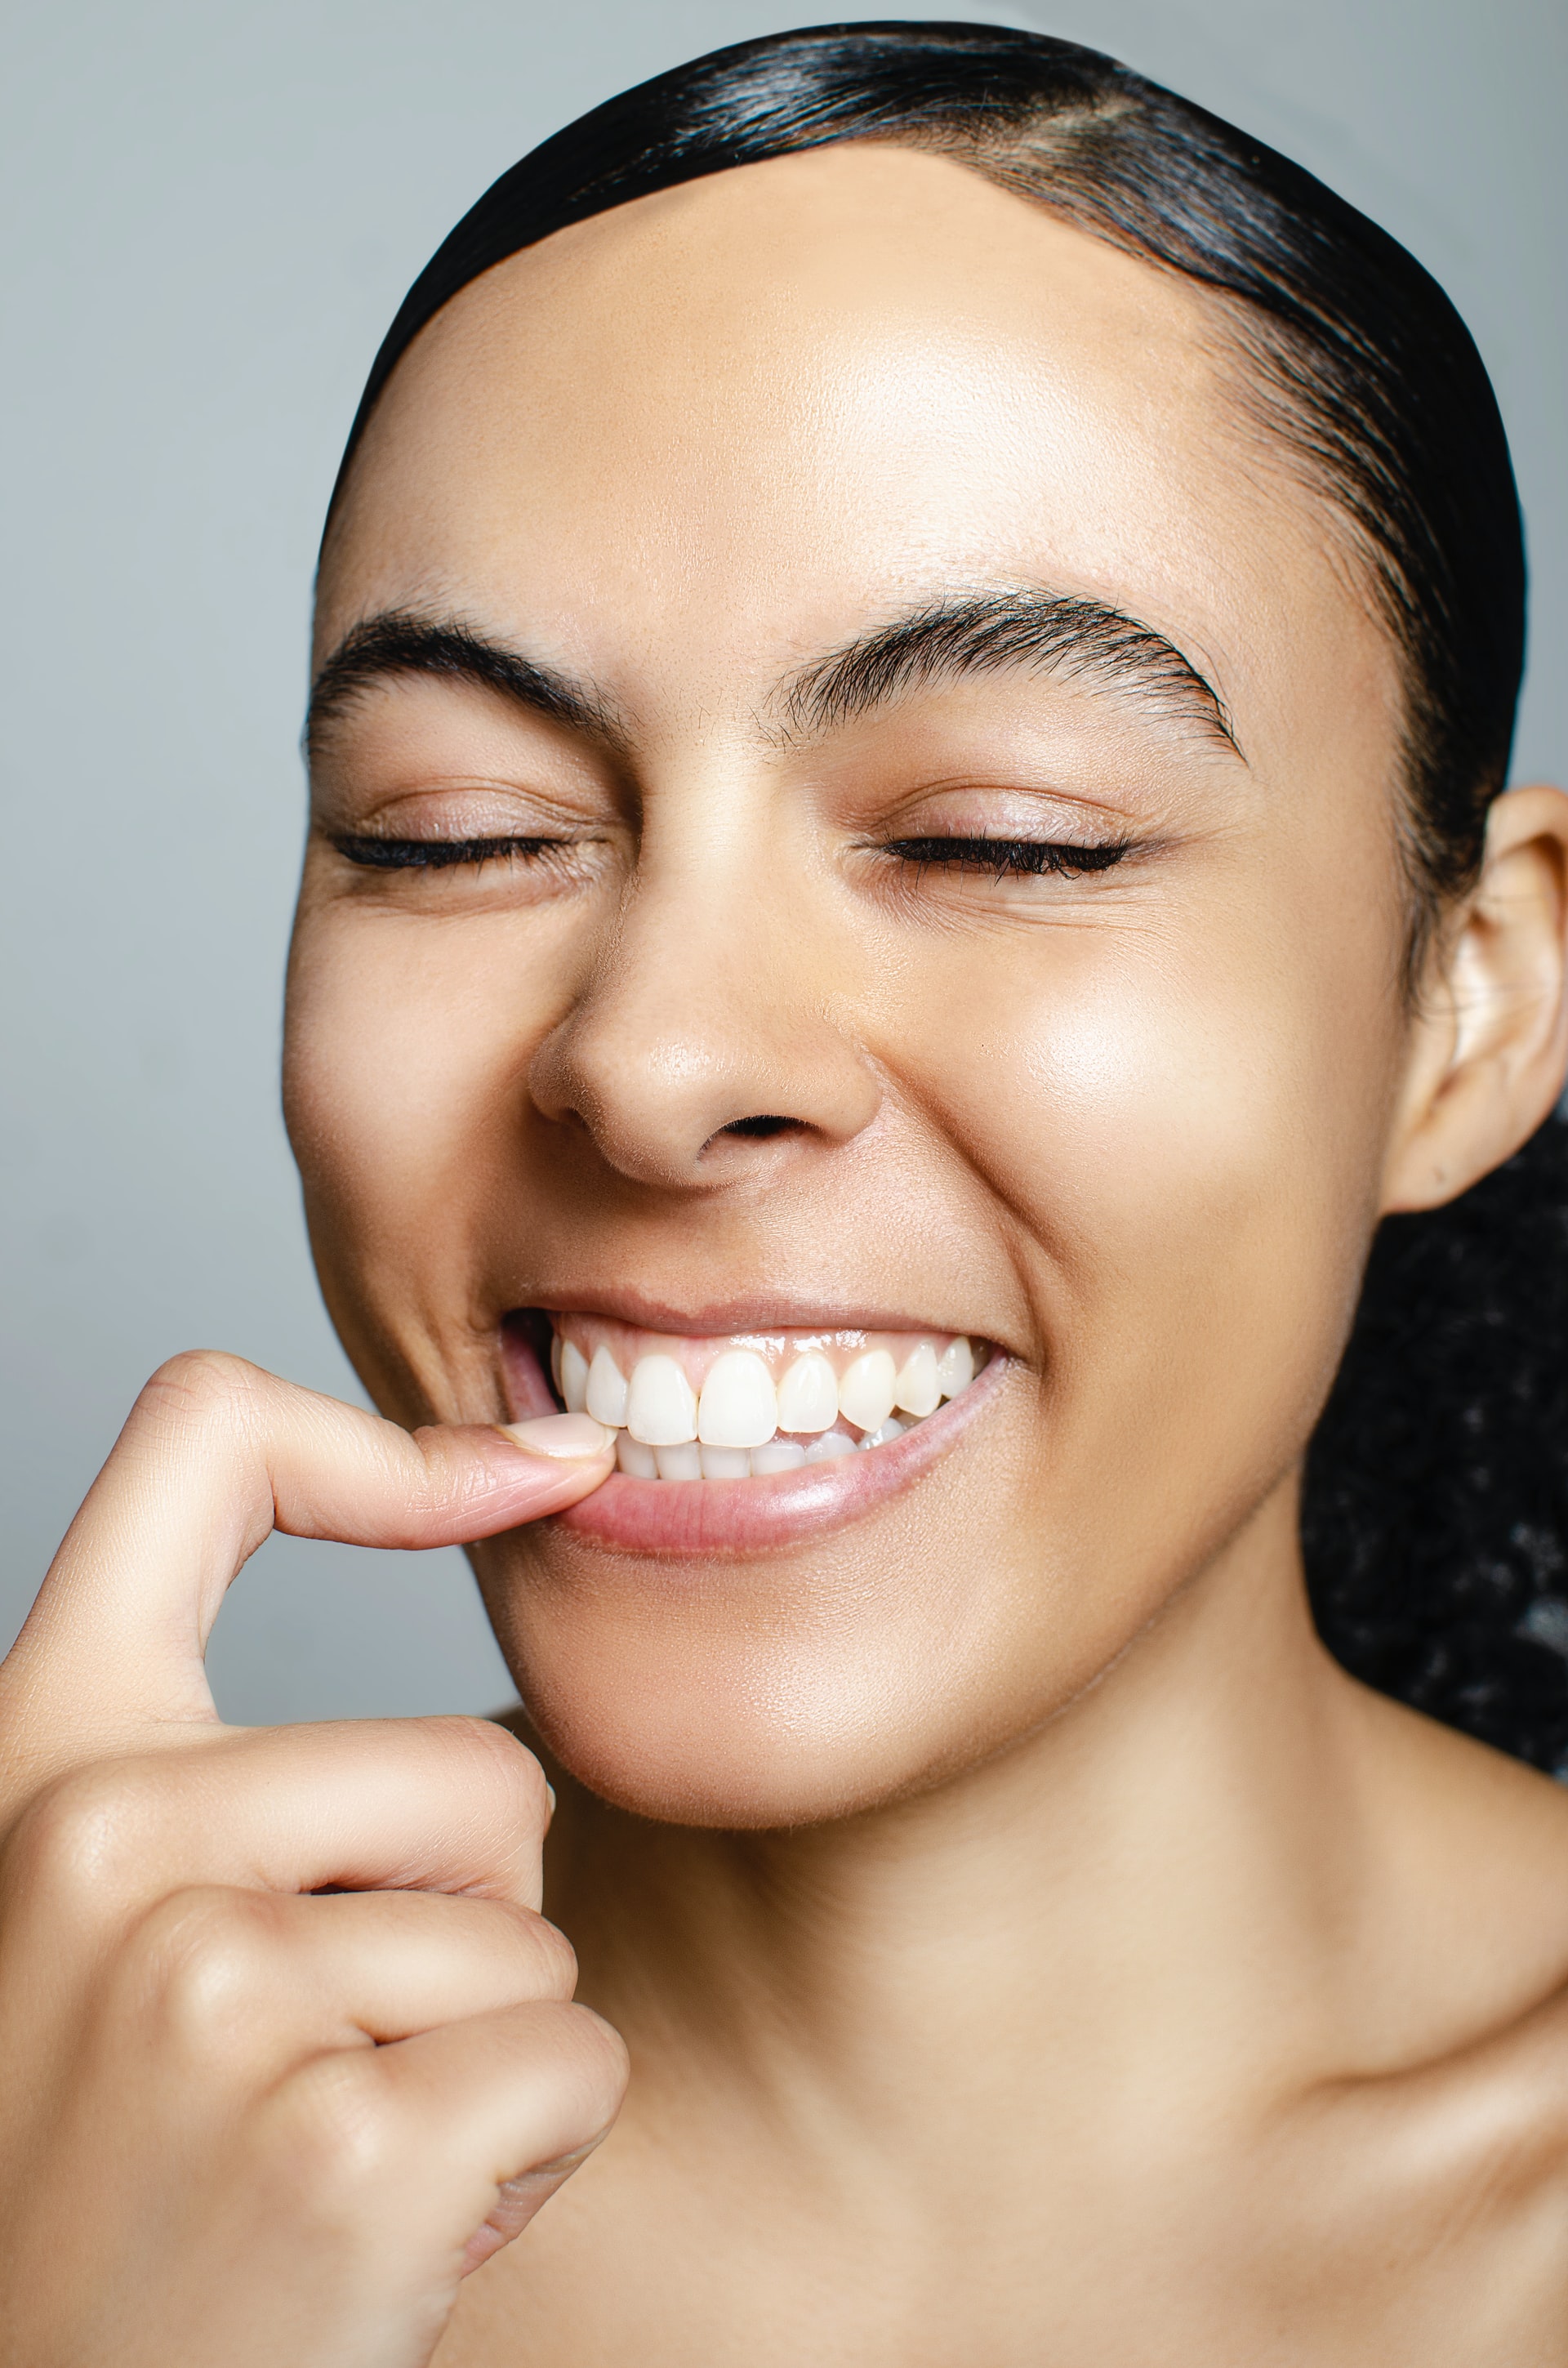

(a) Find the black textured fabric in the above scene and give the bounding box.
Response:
[1304,1112,1568,1771]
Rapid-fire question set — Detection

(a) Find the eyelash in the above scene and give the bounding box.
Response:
[880,834,1133,879]
[332,833,564,871]
[333,831,1134,879]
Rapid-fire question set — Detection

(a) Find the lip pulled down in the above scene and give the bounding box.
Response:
[551,1350,1009,1555]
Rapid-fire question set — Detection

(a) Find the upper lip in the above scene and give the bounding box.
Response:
[511,1289,985,1338]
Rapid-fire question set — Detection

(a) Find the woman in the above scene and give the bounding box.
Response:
[3,20,1567,2359]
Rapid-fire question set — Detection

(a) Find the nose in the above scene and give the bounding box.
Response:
[528,852,882,1190]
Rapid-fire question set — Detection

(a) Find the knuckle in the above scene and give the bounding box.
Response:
[574,2000,632,2088]
[471,2000,629,2175]
[547,2000,631,2135]
[403,1425,462,1524]
[439,1716,552,1840]
[265,2051,400,2210]
[2,1755,167,1916]
[506,1905,578,1999]
[136,1349,266,1444]
[120,1885,279,2048]
[537,1915,580,1998]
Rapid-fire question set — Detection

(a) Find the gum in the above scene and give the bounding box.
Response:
[550,1314,970,1396]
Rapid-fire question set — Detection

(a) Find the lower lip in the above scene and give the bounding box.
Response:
[543,1353,1009,1557]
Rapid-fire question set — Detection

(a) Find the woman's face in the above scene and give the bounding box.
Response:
[289,144,1411,1825]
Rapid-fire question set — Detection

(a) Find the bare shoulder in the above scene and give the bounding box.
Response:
[1281,1688,1568,2357]
[1277,1964,1568,2362]
[1346,1680,1568,2039]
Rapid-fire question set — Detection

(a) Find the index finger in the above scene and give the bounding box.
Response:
[0,1352,612,1761]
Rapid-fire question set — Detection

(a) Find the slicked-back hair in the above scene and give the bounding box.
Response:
[323,22,1568,1771]
[327,18,1525,956]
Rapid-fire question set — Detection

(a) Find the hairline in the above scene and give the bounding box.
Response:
[315,118,1477,988]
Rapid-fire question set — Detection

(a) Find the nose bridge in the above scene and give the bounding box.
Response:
[528,794,879,1185]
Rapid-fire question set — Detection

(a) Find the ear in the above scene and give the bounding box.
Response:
[1382,783,1568,1214]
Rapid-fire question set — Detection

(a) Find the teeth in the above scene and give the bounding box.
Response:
[700,1444,751,1479]
[626,1353,698,1445]
[551,1327,980,1480]
[697,1349,778,1449]
[617,1434,659,1478]
[893,1343,941,1418]
[837,1349,897,1434]
[750,1438,806,1474]
[804,1429,859,1463]
[560,1339,590,1415]
[776,1351,839,1435]
[585,1345,629,1428]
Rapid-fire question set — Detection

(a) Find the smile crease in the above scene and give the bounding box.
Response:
[546,1318,980,1481]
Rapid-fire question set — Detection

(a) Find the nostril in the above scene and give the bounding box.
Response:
[719,1115,798,1140]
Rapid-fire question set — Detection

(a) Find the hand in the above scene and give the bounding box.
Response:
[0,1353,625,2368]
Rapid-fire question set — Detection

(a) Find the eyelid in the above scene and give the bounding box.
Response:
[314,771,612,838]
[867,778,1139,836]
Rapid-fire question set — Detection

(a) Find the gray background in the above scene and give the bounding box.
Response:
[3,0,1562,1723]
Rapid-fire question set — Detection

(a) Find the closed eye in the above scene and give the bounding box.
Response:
[883,834,1133,879]
[332,832,572,872]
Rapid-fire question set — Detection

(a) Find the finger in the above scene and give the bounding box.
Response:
[101,1886,577,2076]
[1,1351,612,1737]
[5,1717,555,1936]
[268,1999,628,2278]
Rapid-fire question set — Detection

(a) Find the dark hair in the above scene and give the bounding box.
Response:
[327,22,1568,1769]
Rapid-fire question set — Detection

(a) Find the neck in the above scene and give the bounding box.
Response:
[540,1480,1396,2171]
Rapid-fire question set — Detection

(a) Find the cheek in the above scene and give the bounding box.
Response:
[887,875,1407,1498]
[283,909,537,1327]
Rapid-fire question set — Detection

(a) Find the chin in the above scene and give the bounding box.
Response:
[468,1353,1114,1831]
[459,1313,1013,1822]
[473,1564,987,1829]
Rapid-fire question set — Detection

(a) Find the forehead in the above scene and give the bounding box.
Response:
[319,143,1385,741]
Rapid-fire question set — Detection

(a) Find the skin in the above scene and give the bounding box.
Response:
[2,141,1568,2363]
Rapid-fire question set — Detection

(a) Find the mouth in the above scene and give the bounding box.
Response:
[499,1309,1002,1554]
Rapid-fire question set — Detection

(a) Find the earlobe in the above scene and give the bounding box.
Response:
[1382,783,1568,1215]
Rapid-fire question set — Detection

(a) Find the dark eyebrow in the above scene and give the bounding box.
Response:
[305,609,619,757]
[777,589,1243,759]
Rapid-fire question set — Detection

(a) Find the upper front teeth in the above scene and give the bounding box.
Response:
[836,1349,897,1433]
[626,1353,698,1445]
[776,1352,838,1433]
[555,1323,978,1458]
[697,1349,778,1448]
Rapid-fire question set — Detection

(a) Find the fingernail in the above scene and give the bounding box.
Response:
[497,1413,616,1460]
[545,1781,558,1818]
